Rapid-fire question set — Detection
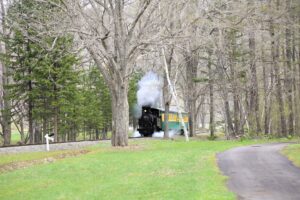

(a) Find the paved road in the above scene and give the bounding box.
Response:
[218,143,300,200]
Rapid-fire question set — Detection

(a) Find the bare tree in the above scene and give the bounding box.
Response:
[0,0,12,146]
[208,51,215,137]
[285,0,294,135]
[270,0,287,136]
[247,1,261,134]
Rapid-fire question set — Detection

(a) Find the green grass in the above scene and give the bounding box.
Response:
[0,148,91,166]
[0,139,295,200]
[11,132,21,144]
[282,143,300,167]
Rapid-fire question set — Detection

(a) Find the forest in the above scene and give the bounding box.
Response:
[0,0,300,147]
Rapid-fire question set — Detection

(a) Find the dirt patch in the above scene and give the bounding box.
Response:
[0,150,89,174]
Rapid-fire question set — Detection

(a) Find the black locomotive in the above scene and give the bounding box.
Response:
[137,106,162,137]
[137,106,189,137]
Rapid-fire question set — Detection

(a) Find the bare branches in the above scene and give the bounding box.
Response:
[127,0,151,42]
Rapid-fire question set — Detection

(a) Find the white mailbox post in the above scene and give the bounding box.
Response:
[45,134,54,151]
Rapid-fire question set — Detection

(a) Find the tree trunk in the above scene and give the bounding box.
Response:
[187,101,195,137]
[260,26,271,135]
[34,122,42,144]
[162,47,174,139]
[102,128,107,140]
[224,93,235,137]
[72,126,76,141]
[163,73,170,139]
[233,95,240,135]
[164,101,170,139]
[20,117,24,143]
[53,108,58,142]
[111,84,129,146]
[270,5,287,136]
[295,16,300,136]
[2,115,11,146]
[42,115,47,143]
[200,109,205,129]
[208,54,215,137]
[27,35,34,144]
[185,52,198,137]
[229,33,240,136]
[83,124,86,141]
[249,29,261,133]
[0,78,11,146]
[1,84,11,146]
[285,0,294,135]
[96,129,99,140]
[275,46,287,137]
[0,0,11,146]
[262,51,271,135]
[28,97,34,144]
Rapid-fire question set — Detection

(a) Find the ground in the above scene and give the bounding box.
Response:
[0,138,299,200]
[218,143,300,200]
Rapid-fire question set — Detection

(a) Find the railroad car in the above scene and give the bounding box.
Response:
[137,106,189,137]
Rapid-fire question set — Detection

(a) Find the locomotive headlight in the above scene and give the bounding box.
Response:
[144,110,147,112]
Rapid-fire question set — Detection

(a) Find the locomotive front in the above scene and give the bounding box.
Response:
[137,106,161,137]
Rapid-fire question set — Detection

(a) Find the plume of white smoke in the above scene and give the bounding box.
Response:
[134,71,163,118]
[137,71,163,107]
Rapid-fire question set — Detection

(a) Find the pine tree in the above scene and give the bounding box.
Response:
[5,1,80,143]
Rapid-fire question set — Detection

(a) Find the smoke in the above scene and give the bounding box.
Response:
[152,130,180,138]
[132,130,180,138]
[133,104,142,119]
[132,131,141,137]
[137,71,163,108]
[133,71,163,119]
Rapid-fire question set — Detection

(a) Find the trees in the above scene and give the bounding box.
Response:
[2,0,162,146]
[81,66,112,140]
[47,0,161,146]
[4,0,81,144]
[178,0,300,138]
[1,0,299,146]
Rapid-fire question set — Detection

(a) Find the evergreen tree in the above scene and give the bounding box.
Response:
[5,1,80,143]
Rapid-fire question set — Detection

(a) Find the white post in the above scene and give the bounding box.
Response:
[162,48,189,142]
[46,135,49,151]
[44,134,54,151]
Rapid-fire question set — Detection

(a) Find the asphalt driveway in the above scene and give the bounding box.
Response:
[218,143,300,200]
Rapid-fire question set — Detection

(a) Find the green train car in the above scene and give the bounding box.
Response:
[137,106,189,137]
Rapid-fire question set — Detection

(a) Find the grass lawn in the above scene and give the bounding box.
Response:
[282,143,300,167]
[0,139,296,200]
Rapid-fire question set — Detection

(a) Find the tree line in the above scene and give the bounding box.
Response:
[0,1,113,145]
[0,0,300,146]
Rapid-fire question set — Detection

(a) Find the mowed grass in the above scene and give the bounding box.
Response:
[282,143,300,167]
[0,139,294,200]
[0,148,93,166]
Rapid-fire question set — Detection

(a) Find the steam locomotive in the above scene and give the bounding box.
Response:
[137,106,189,137]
